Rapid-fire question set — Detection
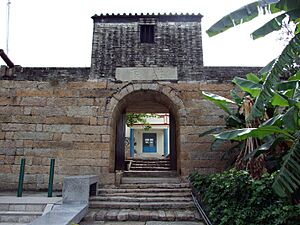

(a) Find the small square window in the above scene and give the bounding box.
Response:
[140,25,155,43]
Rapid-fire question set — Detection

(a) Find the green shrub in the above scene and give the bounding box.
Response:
[190,169,300,225]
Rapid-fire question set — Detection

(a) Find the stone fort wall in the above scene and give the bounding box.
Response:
[0,66,260,191]
[0,13,261,191]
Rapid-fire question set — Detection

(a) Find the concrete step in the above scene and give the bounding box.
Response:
[121,177,181,184]
[119,182,190,189]
[90,196,193,202]
[0,223,28,225]
[83,209,202,222]
[98,188,191,194]
[98,192,192,198]
[0,211,42,223]
[0,203,45,212]
[129,158,170,162]
[123,171,177,177]
[89,201,196,210]
[131,161,170,164]
[130,166,171,171]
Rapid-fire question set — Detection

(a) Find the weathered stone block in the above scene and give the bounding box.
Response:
[45,116,89,125]
[67,106,97,116]
[71,125,104,134]
[13,132,53,141]
[1,123,36,132]
[62,134,101,142]
[43,124,72,133]
[47,97,77,106]
[31,106,66,116]
[16,88,53,97]
[20,97,47,106]
[12,115,45,124]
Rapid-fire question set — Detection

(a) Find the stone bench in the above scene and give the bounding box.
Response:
[29,175,98,225]
[62,175,98,204]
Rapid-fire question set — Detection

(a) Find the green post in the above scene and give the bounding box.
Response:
[17,158,25,197]
[48,158,55,197]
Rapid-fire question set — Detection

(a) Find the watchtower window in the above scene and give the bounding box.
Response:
[140,25,155,43]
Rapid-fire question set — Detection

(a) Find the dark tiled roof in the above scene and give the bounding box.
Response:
[92,13,203,23]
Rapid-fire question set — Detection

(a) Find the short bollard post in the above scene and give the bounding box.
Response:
[48,158,55,197]
[17,158,25,197]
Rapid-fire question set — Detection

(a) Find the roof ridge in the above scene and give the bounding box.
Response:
[93,13,202,17]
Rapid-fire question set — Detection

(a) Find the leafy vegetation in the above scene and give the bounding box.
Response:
[189,169,300,225]
[200,0,300,199]
[126,113,159,131]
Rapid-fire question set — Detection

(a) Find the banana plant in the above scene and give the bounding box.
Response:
[212,72,300,197]
[205,0,300,198]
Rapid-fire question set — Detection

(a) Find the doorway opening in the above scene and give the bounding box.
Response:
[125,113,170,159]
[112,90,179,172]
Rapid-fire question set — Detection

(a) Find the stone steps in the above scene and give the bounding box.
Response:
[83,157,201,223]
[121,177,181,184]
[0,202,46,224]
[90,196,193,203]
[129,158,170,162]
[119,182,190,188]
[124,171,177,177]
[89,201,195,210]
[130,167,171,171]
[97,192,192,198]
[98,188,191,194]
[132,162,170,166]
[0,211,42,223]
[84,209,201,222]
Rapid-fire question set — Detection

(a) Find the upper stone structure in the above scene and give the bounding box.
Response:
[90,13,204,81]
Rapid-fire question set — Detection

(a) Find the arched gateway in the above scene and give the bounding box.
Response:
[106,84,187,174]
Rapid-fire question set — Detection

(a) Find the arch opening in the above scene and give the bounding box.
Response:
[109,90,181,174]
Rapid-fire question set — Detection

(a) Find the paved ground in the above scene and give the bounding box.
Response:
[80,221,204,225]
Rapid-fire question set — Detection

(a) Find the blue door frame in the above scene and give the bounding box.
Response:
[143,133,157,153]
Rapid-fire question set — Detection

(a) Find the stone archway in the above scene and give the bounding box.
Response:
[106,83,186,174]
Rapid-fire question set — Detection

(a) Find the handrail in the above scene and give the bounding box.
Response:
[192,192,213,225]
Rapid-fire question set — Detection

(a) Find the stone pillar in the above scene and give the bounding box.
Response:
[130,128,134,158]
[164,128,168,156]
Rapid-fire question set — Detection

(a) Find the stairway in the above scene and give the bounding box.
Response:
[0,202,44,224]
[81,158,204,223]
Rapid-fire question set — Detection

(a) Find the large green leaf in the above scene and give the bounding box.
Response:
[282,106,299,131]
[271,93,290,106]
[251,9,300,39]
[260,114,283,126]
[272,139,300,197]
[214,126,293,141]
[258,59,277,76]
[275,0,300,11]
[230,89,243,105]
[201,91,236,115]
[288,71,300,81]
[244,136,278,160]
[277,80,300,91]
[232,77,262,97]
[206,0,281,37]
[249,32,300,119]
[246,73,261,83]
[199,126,226,137]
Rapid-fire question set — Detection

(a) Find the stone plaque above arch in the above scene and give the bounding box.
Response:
[115,67,178,81]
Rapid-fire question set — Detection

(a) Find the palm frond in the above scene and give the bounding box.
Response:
[272,138,300,197]
[251,9,300,39]
[206,0,281,37]
[249,33,300,119]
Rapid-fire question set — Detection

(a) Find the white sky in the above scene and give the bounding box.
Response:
[0,0,284,67]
